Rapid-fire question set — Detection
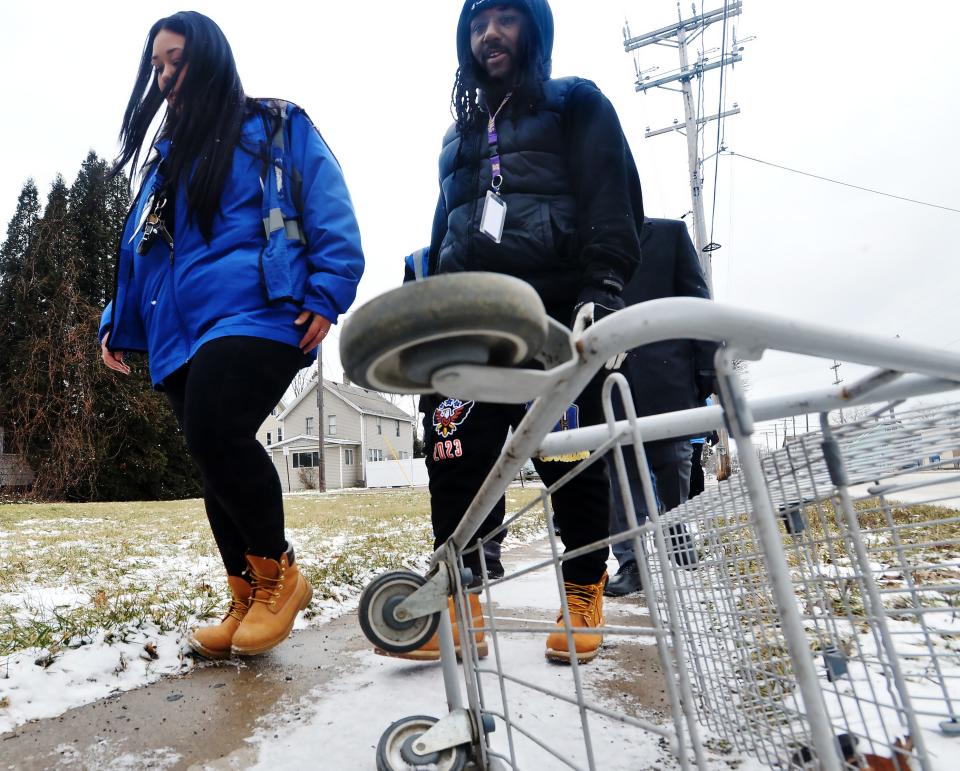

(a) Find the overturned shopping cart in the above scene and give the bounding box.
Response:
[340,273,960,770]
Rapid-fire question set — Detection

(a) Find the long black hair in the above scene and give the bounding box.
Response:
[451,4,550,133]
[111,11,254,241]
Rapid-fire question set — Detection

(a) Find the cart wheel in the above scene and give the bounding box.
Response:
[376,715,468,771]
[340,272,548,393]
[359,571,441,653]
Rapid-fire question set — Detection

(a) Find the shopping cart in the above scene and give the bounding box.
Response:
[340,272,960,770]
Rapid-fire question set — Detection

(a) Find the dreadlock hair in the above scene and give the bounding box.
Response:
[111,11,254,242]
[451,8,549,134]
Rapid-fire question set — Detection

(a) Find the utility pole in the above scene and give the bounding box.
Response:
[316,348,326,492]
[624,1,746,479]
[624,1,744,294]
[830,359,845,424]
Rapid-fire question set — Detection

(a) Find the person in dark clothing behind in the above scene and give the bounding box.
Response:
[604,218,716,597]
[688,423,720,500]
[388,0,643,664]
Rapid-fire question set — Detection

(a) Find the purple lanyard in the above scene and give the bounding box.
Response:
[487,93,512,194]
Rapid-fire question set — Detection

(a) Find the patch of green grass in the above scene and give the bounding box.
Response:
[0,487,545,659]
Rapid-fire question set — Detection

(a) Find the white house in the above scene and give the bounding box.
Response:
[260,377,416,491]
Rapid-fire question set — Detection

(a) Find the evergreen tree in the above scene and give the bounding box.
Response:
[0,157,201,501]
[2,176,91,498]
[0,180,40,296]
[64,152,201,501]
[0,180,42,431]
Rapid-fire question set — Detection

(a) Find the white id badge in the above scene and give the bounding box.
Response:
[479,190,507,243]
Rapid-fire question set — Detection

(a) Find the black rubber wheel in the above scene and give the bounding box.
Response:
[340,272,549,393]
[358,571,441,653]
[376,715,468,771]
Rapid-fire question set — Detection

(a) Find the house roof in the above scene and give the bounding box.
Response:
[279,379,414,423]
[267,434,360,451]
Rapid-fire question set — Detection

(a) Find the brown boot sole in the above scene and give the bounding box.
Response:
[188,637,233,661]
[230,580,313,657]
[545,645,602,664]
[373,640,489,662]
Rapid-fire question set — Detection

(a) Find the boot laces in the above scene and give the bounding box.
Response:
[249,564,285,608]
[563,579,603,626]
[225,596,248,622]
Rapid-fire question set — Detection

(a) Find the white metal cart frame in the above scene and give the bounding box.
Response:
[343,278,960,770]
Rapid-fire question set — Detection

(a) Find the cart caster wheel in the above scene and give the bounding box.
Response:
[340,272,549,393]
[359,571,441,653]
[376,715,468,771]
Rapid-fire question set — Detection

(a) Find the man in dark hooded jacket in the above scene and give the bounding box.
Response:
[604,217,716,597]
[403,0,644,665]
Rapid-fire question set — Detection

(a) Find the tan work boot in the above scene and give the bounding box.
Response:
[188,575,252,660]
[375,593,488,661]
[545,573,607,663]
[231,550,313,656]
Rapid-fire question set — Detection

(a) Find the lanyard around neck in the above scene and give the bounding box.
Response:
[486,92,512,194]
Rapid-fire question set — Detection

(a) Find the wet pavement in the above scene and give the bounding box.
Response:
[0,613,370,770]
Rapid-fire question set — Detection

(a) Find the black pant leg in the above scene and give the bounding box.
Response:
[164,366,252,576]
[173,336,309,570]
[647,440,693,512]
[424,398,511,575]
[689,442,705,498]
[531,373,610,585]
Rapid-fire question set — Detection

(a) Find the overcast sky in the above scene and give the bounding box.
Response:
[2,1,959,422]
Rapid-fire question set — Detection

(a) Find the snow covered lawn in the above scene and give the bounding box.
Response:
[0,487,546,734]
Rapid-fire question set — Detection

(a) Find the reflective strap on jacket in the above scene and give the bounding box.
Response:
[262,102,305,244]
[406,247,429,280]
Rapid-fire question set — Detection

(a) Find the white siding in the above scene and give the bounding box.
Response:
[270,440,362,492]
[256,402,285,448]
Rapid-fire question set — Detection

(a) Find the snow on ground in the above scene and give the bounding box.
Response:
[2,484,957,768]
[0,625,189,733]
[244,547,762,770]
[0,597,365,737]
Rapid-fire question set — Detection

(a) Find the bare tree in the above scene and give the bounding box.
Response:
[289,360,324,399]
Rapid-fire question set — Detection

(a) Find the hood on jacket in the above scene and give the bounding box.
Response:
[457,0,554,80]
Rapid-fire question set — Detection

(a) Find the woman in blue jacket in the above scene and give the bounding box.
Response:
[99,12,364,659]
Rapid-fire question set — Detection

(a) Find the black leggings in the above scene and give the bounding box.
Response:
[164,336,309,576]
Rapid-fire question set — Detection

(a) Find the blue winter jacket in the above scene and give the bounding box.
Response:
[99,104,364,388]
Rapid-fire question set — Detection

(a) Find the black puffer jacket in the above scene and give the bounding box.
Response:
[436,76,584,308]
[429,0,643,319]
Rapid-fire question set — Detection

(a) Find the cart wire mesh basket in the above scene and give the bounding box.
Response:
[646,402,960,769]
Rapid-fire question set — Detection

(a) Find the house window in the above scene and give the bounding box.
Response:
[306,417,315,436]
[344,448,354,466]
[277,427,283,442]
[376,416,382,435]
[396,420,400,437]
[328,414,337,436]
[368,448,384,463]
[266,432,272,446]
[292,451,320,468]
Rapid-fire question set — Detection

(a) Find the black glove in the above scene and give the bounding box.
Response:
[695,369,717,404]
[572,284,625,328]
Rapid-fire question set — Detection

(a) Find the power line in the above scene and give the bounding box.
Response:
[724,151,960,214]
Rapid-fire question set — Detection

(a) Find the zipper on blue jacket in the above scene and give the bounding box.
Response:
[106,199,146,353]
